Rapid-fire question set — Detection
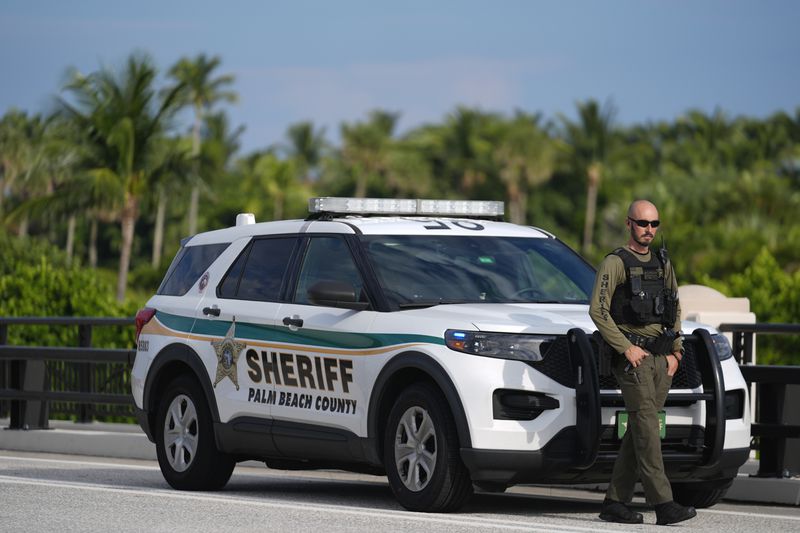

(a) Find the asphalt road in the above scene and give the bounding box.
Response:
[1,451,798,533]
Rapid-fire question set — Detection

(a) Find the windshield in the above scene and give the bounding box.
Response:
[360,235,595,309]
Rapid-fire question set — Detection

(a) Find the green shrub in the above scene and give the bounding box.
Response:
[0,233,138,349]
[701,248,800,365]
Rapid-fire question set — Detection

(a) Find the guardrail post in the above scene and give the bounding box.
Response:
[755,380,800,477]
[0,323,7,420]
[78,324,93,423]
[4,322,49,430]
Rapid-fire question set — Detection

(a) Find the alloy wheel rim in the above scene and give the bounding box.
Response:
[163,394,198,472]
[394,405,437,492]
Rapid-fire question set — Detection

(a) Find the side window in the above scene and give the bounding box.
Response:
[219,237,296,302]
[158,243,230,296]
[293,236,366,305]
[217,245,250,298]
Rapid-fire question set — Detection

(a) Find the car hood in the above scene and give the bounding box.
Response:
[399,303,596,336]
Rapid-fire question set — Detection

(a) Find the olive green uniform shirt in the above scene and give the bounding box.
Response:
[589,248,683,354]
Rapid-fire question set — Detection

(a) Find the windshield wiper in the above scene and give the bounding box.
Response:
[397,299,471,309]
[508,299,563,304]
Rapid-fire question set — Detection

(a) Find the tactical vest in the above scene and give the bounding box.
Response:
[609,247,678,327]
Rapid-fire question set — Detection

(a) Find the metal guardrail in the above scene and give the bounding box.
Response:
[2,317,799,478]
[719,323,800,477]
[0,317,136,429]
[718,322,800,366]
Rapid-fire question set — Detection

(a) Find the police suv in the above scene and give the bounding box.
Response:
[131,198,751,512]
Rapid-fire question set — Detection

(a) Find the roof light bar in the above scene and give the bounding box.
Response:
[308,197,504,218]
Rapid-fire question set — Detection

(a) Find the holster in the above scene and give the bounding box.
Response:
[622,329,677,356]
[650,330,677,355]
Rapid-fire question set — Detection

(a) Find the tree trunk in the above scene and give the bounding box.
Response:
[273,193,284,221]
[89,218,98,268]
[65,215,76,267]
[187,106,202,235]
[354,170,367,198]
[188,185,200,236]
[517,178,529,225]
[116,197,138,302]
[17,215,28,238]
[152,194,166,268]
[582,163,601,255]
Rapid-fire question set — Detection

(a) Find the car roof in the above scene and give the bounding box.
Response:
[186,216,552,246]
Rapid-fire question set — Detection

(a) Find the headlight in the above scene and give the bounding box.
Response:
[710,333,734,361]
[445,330,555,362]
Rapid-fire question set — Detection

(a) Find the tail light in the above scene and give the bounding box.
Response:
[135,307,156,342]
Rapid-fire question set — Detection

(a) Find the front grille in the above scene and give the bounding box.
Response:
[527,337,574,387]
[528,335,704,390]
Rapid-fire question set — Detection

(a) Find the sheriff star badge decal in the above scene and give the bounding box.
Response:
[211,319,246,390]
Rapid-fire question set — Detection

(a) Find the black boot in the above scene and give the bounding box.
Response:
[599,498,644,524]
[655,500,697,525]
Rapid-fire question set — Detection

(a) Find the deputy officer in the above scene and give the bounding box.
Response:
[589,199,697,526]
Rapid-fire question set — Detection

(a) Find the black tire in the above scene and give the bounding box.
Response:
[155,375,235,490]
[672,478,733,508]
[383,382,473,512]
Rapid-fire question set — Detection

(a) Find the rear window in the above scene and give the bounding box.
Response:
[218,237,297,301]
[157,243,230,296]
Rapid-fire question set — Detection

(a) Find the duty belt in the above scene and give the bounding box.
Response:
[623,332,659,351]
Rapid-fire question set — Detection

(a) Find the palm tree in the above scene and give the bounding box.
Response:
[671,109,735,174]
[59,52,184,301]
[148,137,192,269]
[494,112,557,224]
[283,121,327,183]
[340,110,399,198]
[167,54,237,236]
[412,107,497,198]
[0,110,45,233]
[560,99,617,255]
[239,153,306,221]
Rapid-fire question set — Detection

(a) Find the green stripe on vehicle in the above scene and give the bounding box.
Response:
[155,311,444,349]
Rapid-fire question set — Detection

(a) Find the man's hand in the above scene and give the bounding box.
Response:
[666,349,682,377]
[624,345,649,368]
[666,354,679,376]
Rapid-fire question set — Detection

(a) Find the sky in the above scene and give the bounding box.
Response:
[1,1,799,154]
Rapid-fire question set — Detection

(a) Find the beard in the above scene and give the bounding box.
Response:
[631,227,654,247]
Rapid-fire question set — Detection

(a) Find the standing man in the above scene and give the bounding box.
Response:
[590,199,697,526]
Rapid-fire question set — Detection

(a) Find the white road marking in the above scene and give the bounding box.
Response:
[700,508,800,521]
[0,475,625,533]
[2,455,799,524]
[0,454,159,471]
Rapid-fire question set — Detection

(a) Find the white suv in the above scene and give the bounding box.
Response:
[131,198,751,512]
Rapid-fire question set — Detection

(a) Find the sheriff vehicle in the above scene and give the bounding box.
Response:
[131,197,751,512]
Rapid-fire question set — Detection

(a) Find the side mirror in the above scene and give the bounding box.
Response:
[307,280,370,310]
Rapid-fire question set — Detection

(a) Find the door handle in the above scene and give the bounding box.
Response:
[282,316,304,328]
[203,306,221,317]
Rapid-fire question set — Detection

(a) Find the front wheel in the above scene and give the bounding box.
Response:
[672,478,733,508]
[384,383,473,512]
[155,375,235,490]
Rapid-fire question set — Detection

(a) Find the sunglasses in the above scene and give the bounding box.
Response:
[628,217,660,228]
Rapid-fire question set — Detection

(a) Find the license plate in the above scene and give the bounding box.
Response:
[616,410,666,439]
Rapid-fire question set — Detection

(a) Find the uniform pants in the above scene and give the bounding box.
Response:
[606,353,673,505]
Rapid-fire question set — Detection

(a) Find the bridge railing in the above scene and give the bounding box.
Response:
[2,317,799,478]
[0,317,136,429]
[719,323,800,477]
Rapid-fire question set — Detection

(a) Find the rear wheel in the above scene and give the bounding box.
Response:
[155,375,235,490]
[384,383,473,512]
[672,478,733,508]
